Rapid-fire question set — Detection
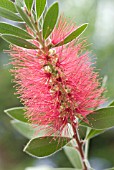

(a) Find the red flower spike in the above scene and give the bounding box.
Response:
[9,16,106,135]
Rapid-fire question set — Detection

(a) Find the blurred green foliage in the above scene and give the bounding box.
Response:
[60,0,114,99]
[0,0,114,170]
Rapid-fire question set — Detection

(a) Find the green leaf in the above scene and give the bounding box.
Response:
[104,168,114,170]
[109,101,114,106]
[56,23,88,46]
[64,146,83,169]
[80,107,114,129]
[0,0,17,13]
[1,34,37,49]
[24,136,71,158]
[43,2,59,39]
[25,168,82,170]
[16,5,34,30]
[4,107,29,123]
[86,129,105,140]
[35,0,46,18]
[11,120,35,139]
[15,0,24,7]
[0,23,32,39]
[24,0,33,11]
[11,120,52,139]
[32,9,37,22]
[25,168,94,170]
[0,7,23,21]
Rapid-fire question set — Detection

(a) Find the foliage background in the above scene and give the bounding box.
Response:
[0,0,114,170]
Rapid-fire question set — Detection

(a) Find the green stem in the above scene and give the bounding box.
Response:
[84,127,92,169]
[26,9,45,50]
[72,123,88,170]
[85,127,90,159]
[85,139,90,159]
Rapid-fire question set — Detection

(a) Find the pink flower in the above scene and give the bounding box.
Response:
[9,16,105,135]
[51,15,76,45]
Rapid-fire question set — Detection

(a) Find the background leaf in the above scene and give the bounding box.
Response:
[11,120,35,139]
[16,5,34,30]
[1,34,37,49]
[11,120,52,139]
[0,23,32,39]
[64,146,83,169]
[0,7,22,21]
[80,107,114,129]
[4,107,29,123]
[25,168,82,170]
[109,101,114,106]
[24,0,33,11]
[15,0,24,7]
[24,136,71,158]
[43,2,59,39]
[86,129,105,140]
[26,168,82,170]
[0,0,17,13]
[35,0,46,18]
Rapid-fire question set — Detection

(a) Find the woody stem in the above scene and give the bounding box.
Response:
[72,123,88,170]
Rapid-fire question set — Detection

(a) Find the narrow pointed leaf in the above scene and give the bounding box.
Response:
[86,129,105,140]
[109,101,114,106]
[25,168,94,170]
[4,107,29,123]
[0,0,17,13]
[16,5,34,30]
[56,23,88,46]
[80,107,114,129]
[2,34,37,49]
[24,0,33,11]
[43,2,59,39]
[15,0,24,7]
[11,120,52,139]
[11,120,35,139]
[0,23,32,39]
[0,7,23,21]
[35,0,46,18]
[32,9,37,22]
[64,146,83,169]
[25,168,82,170]
[24,136,71,158]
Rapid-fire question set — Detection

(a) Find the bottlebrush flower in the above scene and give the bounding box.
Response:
[9,16,105,135]
[51,15,76,45]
